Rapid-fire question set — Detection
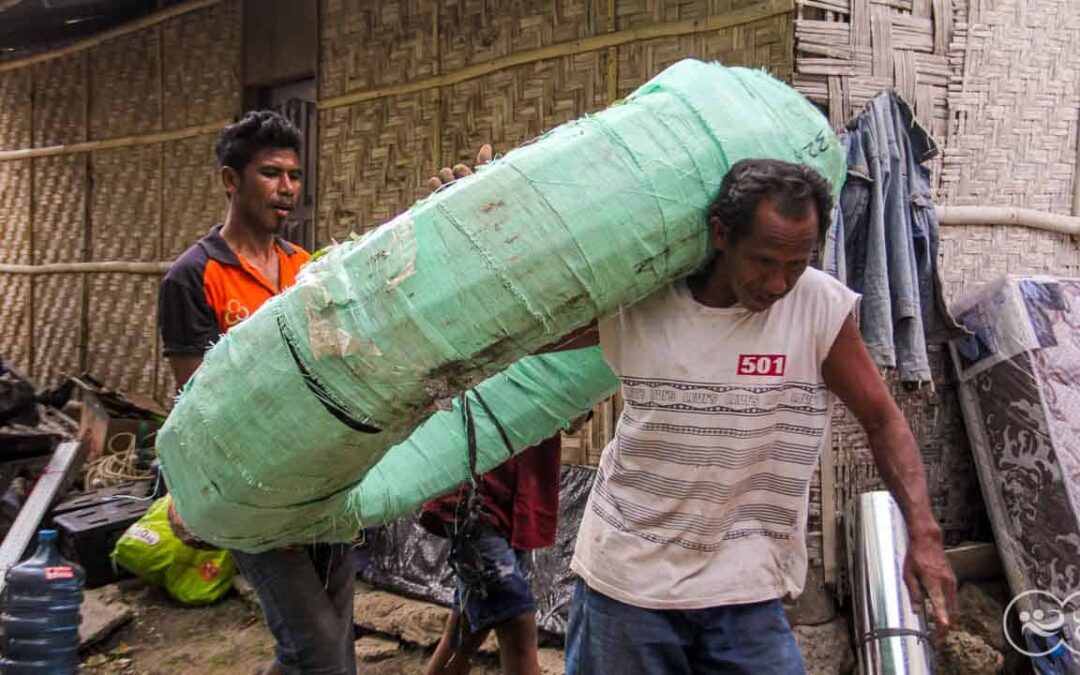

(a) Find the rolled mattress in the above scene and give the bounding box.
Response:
[157,59,846,551]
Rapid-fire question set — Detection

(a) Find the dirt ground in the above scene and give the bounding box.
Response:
[76,573,1021,675]
[79,579,504,675]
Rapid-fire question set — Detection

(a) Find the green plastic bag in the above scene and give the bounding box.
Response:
[111,496,236,606]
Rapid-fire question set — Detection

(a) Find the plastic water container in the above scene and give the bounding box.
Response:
[0,529,85,674]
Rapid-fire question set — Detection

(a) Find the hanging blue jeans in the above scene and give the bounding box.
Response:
[830,92,960,382]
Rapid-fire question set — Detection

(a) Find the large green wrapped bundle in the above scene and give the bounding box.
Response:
[157,59,845,552]
[351,346,619,528]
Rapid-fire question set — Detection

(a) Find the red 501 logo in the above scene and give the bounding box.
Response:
[737,354,787,376]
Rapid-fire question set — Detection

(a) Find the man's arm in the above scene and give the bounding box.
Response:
[167,355,203,391]
[822,316,958,633]
[159,270,218,393]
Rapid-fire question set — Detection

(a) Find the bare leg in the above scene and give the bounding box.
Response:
[425,610,491,675]
[494,613,541,675]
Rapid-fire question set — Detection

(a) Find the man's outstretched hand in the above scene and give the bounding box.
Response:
[427,144,493,192]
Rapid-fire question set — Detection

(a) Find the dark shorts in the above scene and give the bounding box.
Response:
[450,526,536,633]
[566,579,806,675]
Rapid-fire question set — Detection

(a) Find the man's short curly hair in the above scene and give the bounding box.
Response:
[215,110,302,173]
[709,159,833,244]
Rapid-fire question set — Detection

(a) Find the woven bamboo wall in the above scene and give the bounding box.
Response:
[32,55,89,147]
[791,0,1080,582]
[0,274,32,375]
[30,155,87,385]
[89,32,162,140]
[316,0,795,242]
[790,0,972,568]
[0,62,33,375]
[937,0,1080,299]
[792,0,952,179]
[0,0,240,398]
[789,0,971,580]
[791,0,1080,301]
[0,69,31,149]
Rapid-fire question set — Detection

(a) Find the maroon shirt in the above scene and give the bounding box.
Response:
[420,436,562,551]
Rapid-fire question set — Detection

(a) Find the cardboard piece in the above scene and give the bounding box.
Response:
[74,381,163,464]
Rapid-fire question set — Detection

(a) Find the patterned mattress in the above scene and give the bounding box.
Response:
[950,276,1080,658]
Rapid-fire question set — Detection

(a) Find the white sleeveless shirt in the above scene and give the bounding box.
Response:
[571,267,859,609]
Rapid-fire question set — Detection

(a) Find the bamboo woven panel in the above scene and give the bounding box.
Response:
[817,346,982,576]
[32,155,86,265]
[0,274,31,375]
[439,53,606,167]
[938,225,1080,302]
[616,16,795,97]
[31,54,88,147]
[560,393,622,467]
[438,0,603,72]
[793,0,951,142]
[0,160,31,264]
[161,0,240,130]
[319,0,438,100]
[160,135,225,260]
[829,350,979,541]
[559,435,585,465]
[31,274,83,387]
[806,463,824,567]
[616,0,773,28]
[316,90,439,242]
[939,0,1079,213]
[90,146,162,262]
[89,29,162,140]
[85,274,158,394]
[155,339,176,408]
[0,70,31,150]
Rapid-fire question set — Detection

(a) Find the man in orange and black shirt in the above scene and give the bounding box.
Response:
[159,111,355,675]
[158,223,309,357]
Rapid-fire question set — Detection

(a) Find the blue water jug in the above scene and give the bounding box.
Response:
[0,529,85,674]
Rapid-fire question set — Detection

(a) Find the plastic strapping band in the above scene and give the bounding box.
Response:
[462,392,479,482]
[857,627,931,648]
[469,389,517,463]
[276,310,381,434]
[453,388,518,521]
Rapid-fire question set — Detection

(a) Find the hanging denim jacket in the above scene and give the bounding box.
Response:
[827,92,960,383]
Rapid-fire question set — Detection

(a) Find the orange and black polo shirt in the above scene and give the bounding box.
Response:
[159,224,311,357]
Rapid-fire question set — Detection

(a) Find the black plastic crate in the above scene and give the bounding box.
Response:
[52,498,151,588]
[51,481,153,518]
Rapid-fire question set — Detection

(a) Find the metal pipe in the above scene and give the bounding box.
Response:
[847,491,934,675]
[0,441,83,597]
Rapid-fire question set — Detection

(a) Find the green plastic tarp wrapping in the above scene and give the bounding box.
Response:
[156,59,846,552]
[351,346,619,527]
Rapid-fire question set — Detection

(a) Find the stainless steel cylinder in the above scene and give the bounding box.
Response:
[847,491,934,674]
